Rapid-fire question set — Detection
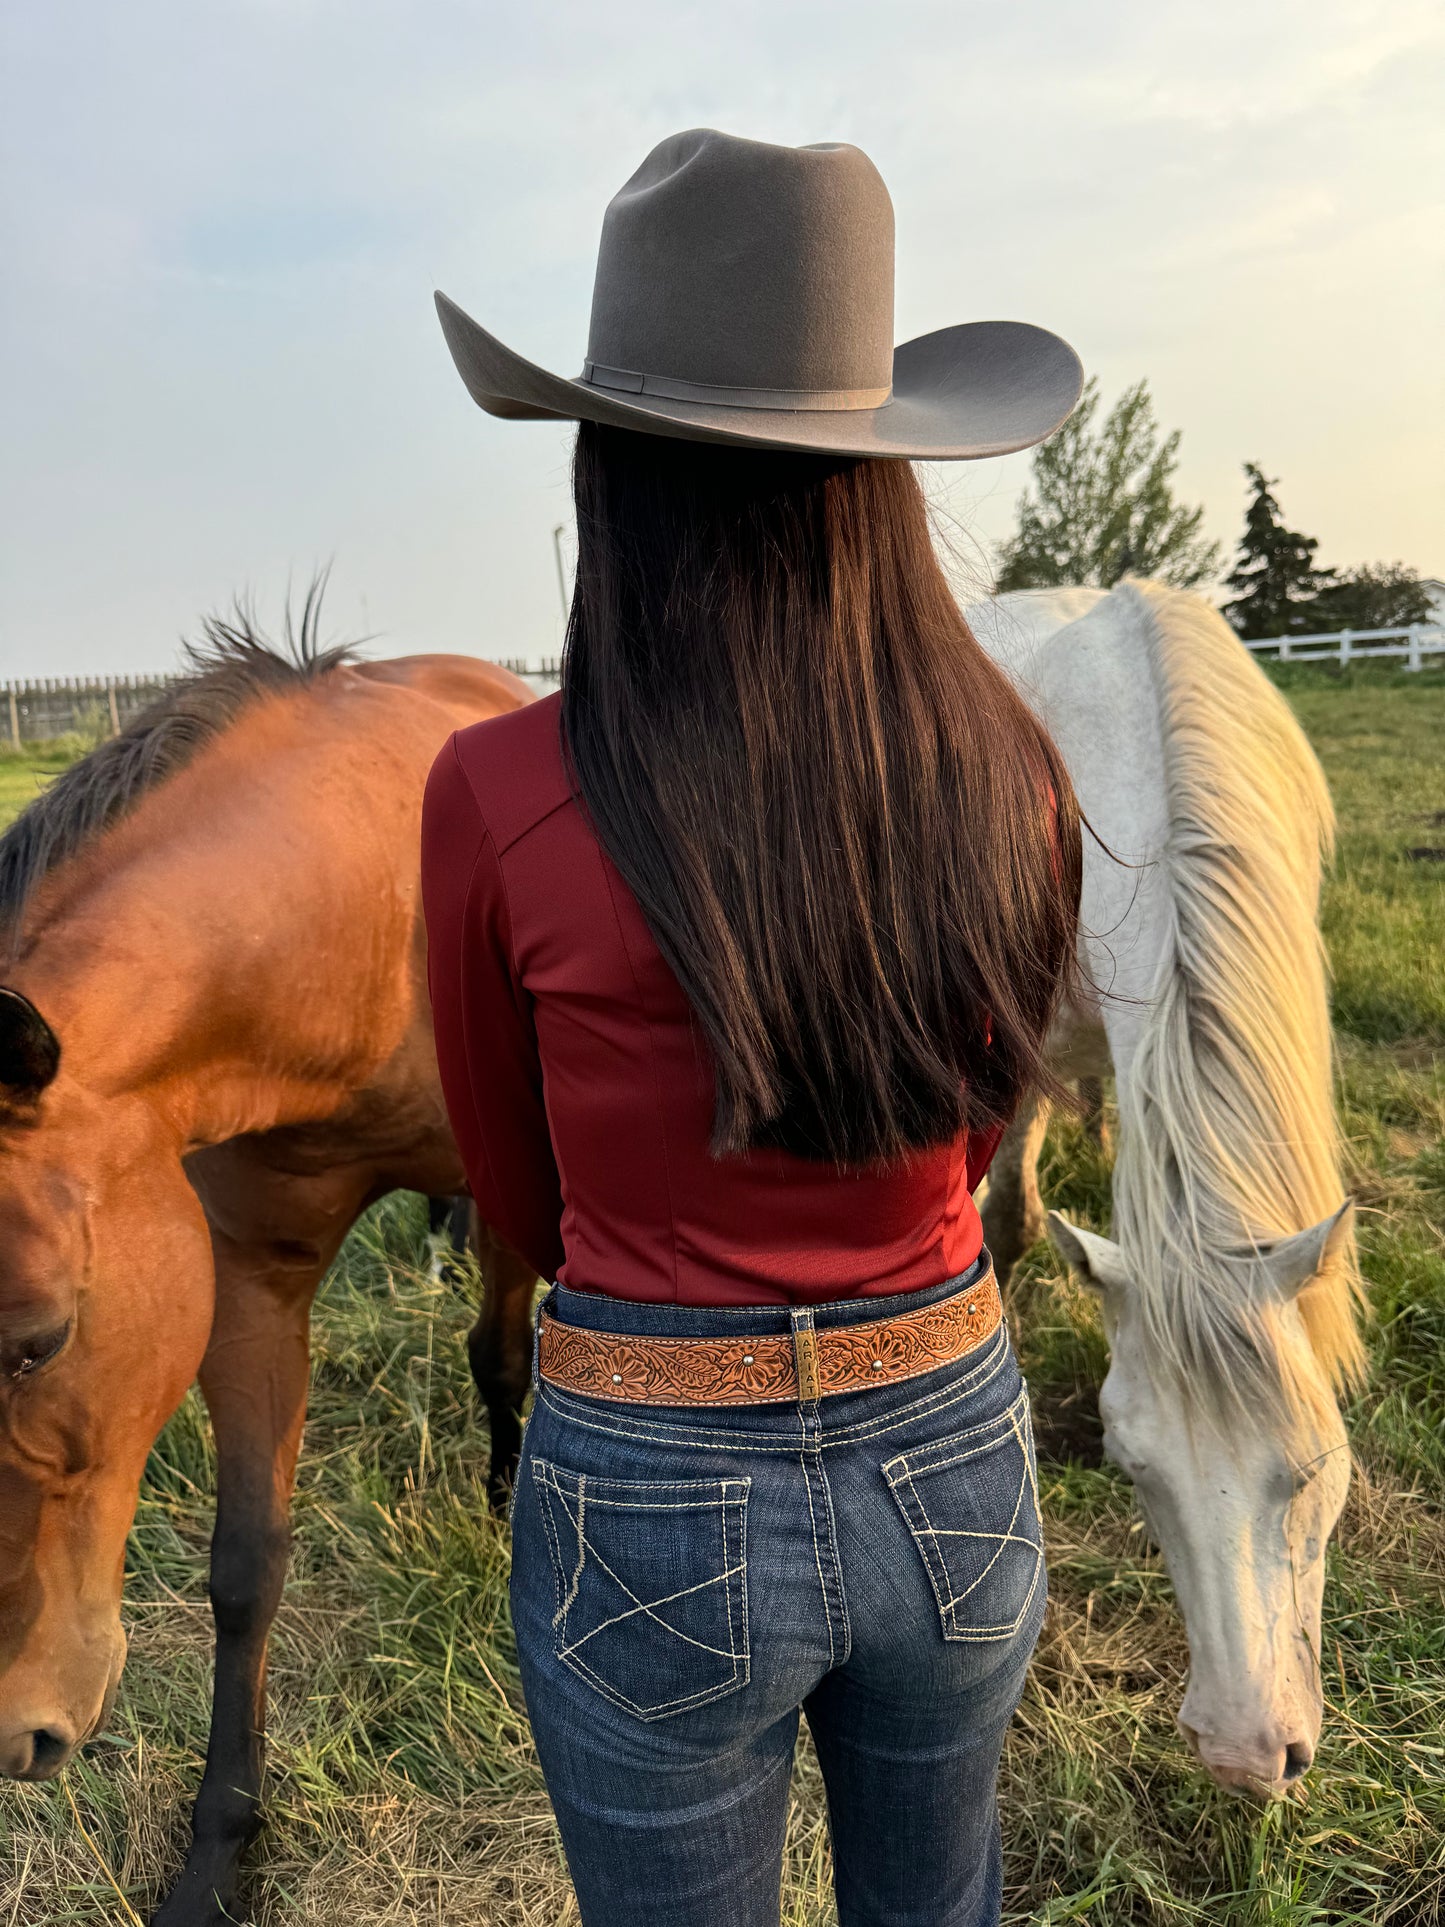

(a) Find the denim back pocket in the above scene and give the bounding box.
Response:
[530,1460,751,1720]
[883,1387,1044,1642]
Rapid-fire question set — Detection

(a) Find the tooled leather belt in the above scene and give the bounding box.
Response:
[537,1267,1002,1407]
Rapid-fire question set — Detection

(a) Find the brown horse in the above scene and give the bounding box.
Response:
[0,617,539,1925]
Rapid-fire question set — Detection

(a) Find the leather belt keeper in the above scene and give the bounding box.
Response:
[538,1268,1002,1408]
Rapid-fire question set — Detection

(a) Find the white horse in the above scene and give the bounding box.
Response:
[965,580,1363,1798]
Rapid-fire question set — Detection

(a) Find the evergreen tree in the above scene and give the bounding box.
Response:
[995,378,1220,592]
[1305,562,1434,633]
[1222,464,1333,639]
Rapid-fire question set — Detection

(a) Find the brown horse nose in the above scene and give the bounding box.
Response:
[0,1721,78,1780]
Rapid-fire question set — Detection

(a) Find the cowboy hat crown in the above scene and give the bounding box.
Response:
[436,127,1082,460]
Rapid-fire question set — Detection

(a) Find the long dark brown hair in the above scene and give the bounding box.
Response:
[561,422,1082,1165]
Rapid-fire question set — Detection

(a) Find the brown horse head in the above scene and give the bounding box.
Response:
[0,986,215,1777]
[0,616,525,1800]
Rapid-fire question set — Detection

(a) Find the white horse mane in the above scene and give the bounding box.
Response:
[1107,581,1365,1431]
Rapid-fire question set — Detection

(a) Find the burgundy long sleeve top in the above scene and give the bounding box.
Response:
[420,692,1003,1306]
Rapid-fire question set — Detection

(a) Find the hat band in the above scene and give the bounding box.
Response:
[581,359,892,413]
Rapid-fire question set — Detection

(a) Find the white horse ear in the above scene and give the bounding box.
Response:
[1253,1201,1355,1301]
[1046,1212,1131,1292]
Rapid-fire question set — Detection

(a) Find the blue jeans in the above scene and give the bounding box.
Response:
[510,1258,1045,1927]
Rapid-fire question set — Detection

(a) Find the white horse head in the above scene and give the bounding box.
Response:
[1049,1205,1354,1793]
[970,581,1365,1797]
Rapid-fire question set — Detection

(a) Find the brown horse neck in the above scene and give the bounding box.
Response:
[8,683,435,1153]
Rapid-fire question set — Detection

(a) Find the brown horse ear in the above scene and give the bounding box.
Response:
[0,988,61,1096]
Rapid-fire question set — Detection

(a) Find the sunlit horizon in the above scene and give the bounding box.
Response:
[2,0,1441,679]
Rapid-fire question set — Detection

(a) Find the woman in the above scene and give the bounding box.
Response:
[423,130,1084,1927]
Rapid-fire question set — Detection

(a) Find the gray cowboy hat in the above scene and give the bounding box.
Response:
[436,128,1082,460]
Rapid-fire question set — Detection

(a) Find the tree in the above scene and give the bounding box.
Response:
[1221,464,1333,639]
[1305,562,1434,634]
[995,378,1221,592]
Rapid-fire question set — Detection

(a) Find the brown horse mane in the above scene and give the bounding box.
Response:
[0,582,358,945]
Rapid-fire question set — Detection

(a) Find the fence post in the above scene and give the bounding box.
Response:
[1339,628,1353,667]
[1278,635,1292,662]
[7,687,19,753]
[107,680,121,736]
[1407,626,1422,673]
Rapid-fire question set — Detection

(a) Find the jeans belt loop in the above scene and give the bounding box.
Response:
[791,1309,822,1405]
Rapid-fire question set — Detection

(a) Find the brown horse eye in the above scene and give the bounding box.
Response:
[7,1322,72,1381]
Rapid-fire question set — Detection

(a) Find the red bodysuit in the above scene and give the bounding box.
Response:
[420,691,1003,1305]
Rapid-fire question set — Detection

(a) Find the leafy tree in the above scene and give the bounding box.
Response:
[1221,464,1334,639]
[995,378,1220,592]
[1305,562,1434,633]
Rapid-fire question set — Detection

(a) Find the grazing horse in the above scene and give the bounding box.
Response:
[966,580,1364,1797]
[0,619,540,1925]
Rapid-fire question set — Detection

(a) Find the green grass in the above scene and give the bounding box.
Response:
[0,748,74,827]
[2,674,1443,1924]
[1268,662,1445,1047]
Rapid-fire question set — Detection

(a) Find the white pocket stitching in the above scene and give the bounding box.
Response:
[530,1460,752,1719]
[885,1391,1045,1643]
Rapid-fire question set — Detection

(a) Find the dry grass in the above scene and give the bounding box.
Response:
[4,1136,1439,1926]
[2,671,1442,1925]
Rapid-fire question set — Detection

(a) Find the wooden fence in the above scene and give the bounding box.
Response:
[1,662,564,749]
[497,656,563,685]
[3,674,177,749]
[6,622,1439,750]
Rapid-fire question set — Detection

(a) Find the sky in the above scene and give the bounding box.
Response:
[1,0,1441,680]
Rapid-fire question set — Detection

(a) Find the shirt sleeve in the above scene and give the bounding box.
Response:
[421,733,566,1284]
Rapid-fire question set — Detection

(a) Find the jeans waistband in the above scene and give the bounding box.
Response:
[545,1251,991,1343]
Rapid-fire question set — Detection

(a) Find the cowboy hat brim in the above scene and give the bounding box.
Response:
[435,291,1083,460]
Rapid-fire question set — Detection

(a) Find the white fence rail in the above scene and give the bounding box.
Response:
[8,621,1437,751]
[1241,624,1444,671]
[503,629,1445,685]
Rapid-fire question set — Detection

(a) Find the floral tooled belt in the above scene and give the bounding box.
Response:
[537,1268,1001,1407]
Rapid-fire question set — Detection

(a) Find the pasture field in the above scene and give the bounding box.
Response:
[2,664,1443,1925]
[0,749,81,828]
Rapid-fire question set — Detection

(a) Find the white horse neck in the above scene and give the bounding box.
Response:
[972,580,1364,1418]
[969,583,1174,1083]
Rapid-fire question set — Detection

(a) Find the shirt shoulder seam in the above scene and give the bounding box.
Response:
[452,700,577,858]
[596,843,683,1302]
[492,789,578,859]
